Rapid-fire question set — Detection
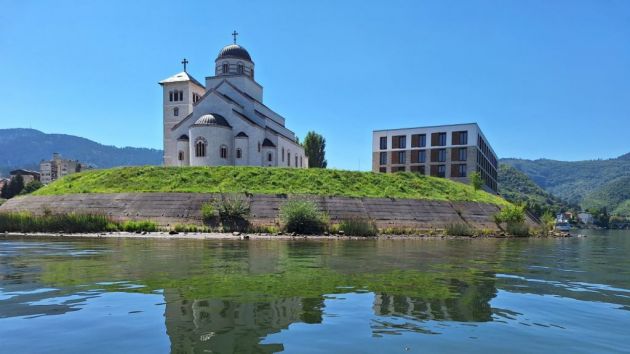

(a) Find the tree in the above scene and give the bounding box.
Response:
[470,171,483,191]
[1,175,25,199]
[21,180,43,195]
[303,131,327,168]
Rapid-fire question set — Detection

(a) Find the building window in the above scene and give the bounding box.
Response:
[438,165,446,177]
[257,142,261,153]
[411,134,426,148]
[458,164,467,177]
[411,150,426,163]
[236,148,242,159]
[268,152,273,162]
[458,148,467,161]
[452,131,468,145]
[195,139,206,157]
[300,156,303,167]
[169,91,173,102]
[173,107,179,116]
[281,148,285,161]
[392,135,406,149]
[220,145,228,159]
[295,155,298,167]
[410,165,425,174]
[379,152,387,165]
[398,151,406,164]
[287,153,291,166]
[251,68,254,78]
[237,63,244,74]
[223,63,229,74]
[438,149,446,162]
[379,167,386,173]
[178,151,184,161]
[379,136,387,150]
[432,132,447,146]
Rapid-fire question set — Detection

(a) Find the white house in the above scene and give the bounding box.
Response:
[159,34,307,169]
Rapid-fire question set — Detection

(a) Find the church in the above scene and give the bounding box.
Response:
[159,33,307,168]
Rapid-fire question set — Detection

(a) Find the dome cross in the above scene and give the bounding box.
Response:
[232,30,239,44]
[181,58,189,72]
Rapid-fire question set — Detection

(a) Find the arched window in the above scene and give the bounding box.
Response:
[295,155,298,167]
[257,142,261,152]
[237,63,244,74]
[281,147,285,161]
[220,145,228,159]
[223,63,229,74]
[169,91,173,102]
[236,148,242,159]
[173,107,179,116]
[287,152,291,166]
[267,152,273,162]
[195,138,207,157]
[300,156,303,167]
[178,151,184,161]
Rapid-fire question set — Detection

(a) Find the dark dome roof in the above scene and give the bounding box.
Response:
[216,44,252,62]
[193,114,231,128]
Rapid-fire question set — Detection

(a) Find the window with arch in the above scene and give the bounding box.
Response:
[267,152,273,162]
[178,151,184,161]
[195,138,207,157]
[287,152,291,167]
[300,156,303,167]
[173,107,179,116]
[295,155,298,167]
[220,145,228,159]
[257,142,261,152]
[222,63,229,74]
[281,147,285,161]
[236,148,242,159]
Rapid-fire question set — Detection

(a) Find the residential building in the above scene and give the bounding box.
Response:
[577,212,594,224]
[9,169,41,185]
[372,123,498,193]
[160,33,307,168]
[40,153,85,184]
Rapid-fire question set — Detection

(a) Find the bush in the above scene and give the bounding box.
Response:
[470,172,483,192]
[445,223,475,236]
[507,222,530,237]
[541,211,556,236]
[201,202,218,226]
[216,194,250,232]
[173,224,208,233]
[121,220,158,232]
[20,180,43,195]
[338,218,378,236]
[280,199,328,234]
[494,204,526,225]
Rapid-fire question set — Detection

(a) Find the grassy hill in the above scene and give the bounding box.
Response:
[0,128,161,177]
[501,154,630,215]
[498,164,573,215]
[33,166,509,206]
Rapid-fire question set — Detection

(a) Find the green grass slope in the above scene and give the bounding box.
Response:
[33,166,509,206]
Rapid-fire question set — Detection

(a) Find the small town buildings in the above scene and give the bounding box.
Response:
[372,123,498,193]
[578,212,594,224]
[40,153,86,184]
[9,169,41,185]
[160,33,307,168]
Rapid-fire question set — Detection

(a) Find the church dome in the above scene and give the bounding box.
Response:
[216,44,252,62]
[193,114,231,128]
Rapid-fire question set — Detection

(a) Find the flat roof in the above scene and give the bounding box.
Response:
[373,122,478,133]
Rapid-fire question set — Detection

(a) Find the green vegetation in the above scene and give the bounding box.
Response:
[20,180,43,195]
[582,176,630,216]
[501,154,630,216]
[34,166,509,206]
[172,224,210,233]
[445,223,475,236]
[280,199,328,234]
[498,164,574,216]
[470,171,483,192]
[494,204,529,237]
[216,194,250,232]
[303,131,327,168]
[120,220,158,232]
[337,218,378,236]
[200,202,218,226]
[0,212,116,233]
[506,222,530,237]
[0,198,5,207]
[1,175,24,199]
[540,211,556,236]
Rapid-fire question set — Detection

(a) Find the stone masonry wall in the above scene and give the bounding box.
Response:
[0,193,532,231]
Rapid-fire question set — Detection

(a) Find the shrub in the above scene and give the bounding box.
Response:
[338,218,378,237]
[507,222,530,237]
[470,172,483,192]
[540,211,556,236]
[121,220,158,232]
[173,224,208,233]
[445,223,475,236]
[216,194,250,232]
[494,204,526,225]
[280,199,328,234]
[201,202,218,226]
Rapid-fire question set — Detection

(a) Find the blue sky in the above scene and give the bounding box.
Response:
[1,0,628,169]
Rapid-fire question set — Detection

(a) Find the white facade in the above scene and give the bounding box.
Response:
[160,40,307,169]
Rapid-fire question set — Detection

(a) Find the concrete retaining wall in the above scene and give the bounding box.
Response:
[0,193,529,230]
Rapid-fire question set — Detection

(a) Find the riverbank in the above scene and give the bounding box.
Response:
[0,230,576,240]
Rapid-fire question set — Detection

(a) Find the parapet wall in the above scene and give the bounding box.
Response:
[0,193,528,231]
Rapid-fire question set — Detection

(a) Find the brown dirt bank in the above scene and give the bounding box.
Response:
[0,192,538,230]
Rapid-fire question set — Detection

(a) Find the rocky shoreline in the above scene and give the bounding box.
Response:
[1,230,578,241]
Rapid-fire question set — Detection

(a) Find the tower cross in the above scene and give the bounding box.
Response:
[181,58,189,72]
[232,30,239,44]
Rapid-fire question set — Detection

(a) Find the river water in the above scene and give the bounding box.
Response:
[1,230,629,353]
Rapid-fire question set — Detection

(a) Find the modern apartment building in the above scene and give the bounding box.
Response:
[372,123,498,193]
[40,153,87,184]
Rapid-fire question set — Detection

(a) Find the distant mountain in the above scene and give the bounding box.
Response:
[501,153,630,216]
[0,128,162,177]
[498,164,574,215]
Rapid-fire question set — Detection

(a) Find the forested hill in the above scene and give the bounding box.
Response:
[501,154,630,216]
[0,128,162,176]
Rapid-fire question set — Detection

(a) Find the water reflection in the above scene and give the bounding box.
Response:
[0,232,629,353]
